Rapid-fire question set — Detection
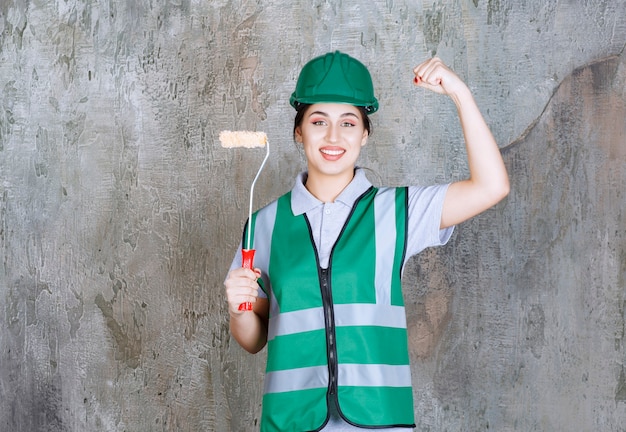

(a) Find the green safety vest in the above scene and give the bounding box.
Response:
[247,186,416,431]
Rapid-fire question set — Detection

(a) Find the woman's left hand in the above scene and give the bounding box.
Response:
[413,57,468,98]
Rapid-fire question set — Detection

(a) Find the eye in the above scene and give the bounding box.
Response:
[341,121,356,127]
[311,118,327,126]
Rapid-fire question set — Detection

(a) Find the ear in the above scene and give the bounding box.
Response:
[294,126,303,143]
[360,129,369,147]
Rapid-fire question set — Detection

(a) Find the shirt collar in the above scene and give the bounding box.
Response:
[291,168,373,216]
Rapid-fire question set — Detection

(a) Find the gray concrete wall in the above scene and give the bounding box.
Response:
[0,1,624,431]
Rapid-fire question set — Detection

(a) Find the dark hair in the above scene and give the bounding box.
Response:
[293,104,372,140]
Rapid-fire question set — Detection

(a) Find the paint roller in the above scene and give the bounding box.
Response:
[219,130,269,311]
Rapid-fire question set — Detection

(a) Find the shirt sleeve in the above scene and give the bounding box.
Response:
[405,183,455,260]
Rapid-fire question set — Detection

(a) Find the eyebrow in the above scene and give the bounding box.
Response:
[307,110,360,119]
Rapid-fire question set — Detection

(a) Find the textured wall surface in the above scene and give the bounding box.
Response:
[0,1,625,431]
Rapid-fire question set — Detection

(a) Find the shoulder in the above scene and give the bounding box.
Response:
[407,183,450,204]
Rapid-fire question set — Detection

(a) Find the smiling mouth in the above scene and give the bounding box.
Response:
[320,148,345,156]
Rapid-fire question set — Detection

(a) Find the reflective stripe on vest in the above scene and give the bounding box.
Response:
[267,303,407,340]
[265,363,411,393]
[249,186,415,431]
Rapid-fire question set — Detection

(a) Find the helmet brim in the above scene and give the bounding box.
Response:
[289,93,379,113]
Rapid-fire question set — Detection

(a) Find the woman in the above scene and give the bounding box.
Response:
[225,51,509,431]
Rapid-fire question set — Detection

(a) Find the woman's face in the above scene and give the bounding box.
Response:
[294,103,369,181]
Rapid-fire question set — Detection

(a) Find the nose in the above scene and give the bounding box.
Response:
[326,123,339,143]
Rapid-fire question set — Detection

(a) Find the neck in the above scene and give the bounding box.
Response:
[305,169,355,203]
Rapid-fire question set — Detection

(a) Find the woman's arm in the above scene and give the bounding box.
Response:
[224,267,269,354]
[413,58,510,229]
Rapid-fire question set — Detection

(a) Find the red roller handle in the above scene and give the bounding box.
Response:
[238,249,256,311]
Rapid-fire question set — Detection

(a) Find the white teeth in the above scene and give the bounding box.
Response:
[321,149,344,156]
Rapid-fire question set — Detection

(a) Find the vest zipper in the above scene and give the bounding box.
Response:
[319,267,339,400]
[303,188,374,423]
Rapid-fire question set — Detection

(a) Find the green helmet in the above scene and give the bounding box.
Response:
[289,51,379,114]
